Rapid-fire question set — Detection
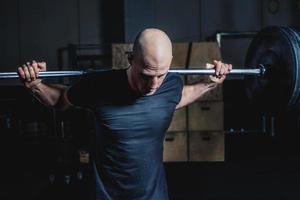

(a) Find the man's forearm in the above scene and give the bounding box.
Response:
[176,61,231,109]
[29,82,70,109]
[176,82,217,109]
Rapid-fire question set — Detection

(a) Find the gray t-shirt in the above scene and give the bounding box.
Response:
[68,69,183,200]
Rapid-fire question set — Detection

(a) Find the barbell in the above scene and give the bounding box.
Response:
[0,26,299,112]
[0,67,265,78]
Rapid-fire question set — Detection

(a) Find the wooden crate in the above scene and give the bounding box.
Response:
[171,43,190,68]
[187,42,223,101]
[111,43,133,69]
[189,131,225,161]
[167,43,189,132]
[170,42,189,82]
[167,108,187,132]
[188,101,224,131]
[189,42,221,67]
[163,131,187,162]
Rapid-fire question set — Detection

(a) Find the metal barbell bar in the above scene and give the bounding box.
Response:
[169,66,265,75]
[0,65,266,79]
[0,71,84,79]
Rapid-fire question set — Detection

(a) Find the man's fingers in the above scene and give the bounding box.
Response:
[18,67,25,79]
[206,63,215,69]
[219,75,226,82]
[224,64,231,75]
[23,65,31,82]
[215,60,222,76]
[220,64,227,76]
[25,62,37,80]
[224,65,229,74]
[37,61,47,71]
[18,60,46,84]
[28,66,36,80]
[32,60,40,77]
[211,75,225,83]
[216,61,222,76]
[219,64,224,75]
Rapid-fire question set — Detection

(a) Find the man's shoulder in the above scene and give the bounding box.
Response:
[165,72,183,86]
[158,72,183,94]
[85,68,127,81]
[89,68,126,75]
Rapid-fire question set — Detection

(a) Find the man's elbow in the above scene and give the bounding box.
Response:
[175,103,182,110]
[53,89,72,111]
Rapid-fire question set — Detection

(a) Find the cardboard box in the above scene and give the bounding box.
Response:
[189,131,225,161]
[163,131,188,162]
[112,43,133,69]
[167,108,187,132]
[188,101,224,131]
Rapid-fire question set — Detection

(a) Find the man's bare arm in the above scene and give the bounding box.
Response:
[18,61,72,110]
[176,61,232,110]
[30,83,71,110]
[176,82,217,109]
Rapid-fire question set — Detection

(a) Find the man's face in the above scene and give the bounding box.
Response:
[129,53,172,96]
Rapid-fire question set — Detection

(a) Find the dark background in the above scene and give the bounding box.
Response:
[1,0,300,199]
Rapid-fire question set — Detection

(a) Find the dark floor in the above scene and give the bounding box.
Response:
[1,133,299,200]
[166,134,300,200]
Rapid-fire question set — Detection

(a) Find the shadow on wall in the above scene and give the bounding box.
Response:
[101,0,125,66]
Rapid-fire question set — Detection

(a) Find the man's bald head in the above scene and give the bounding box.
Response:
[127,28,173,96]
[132,28,172,62]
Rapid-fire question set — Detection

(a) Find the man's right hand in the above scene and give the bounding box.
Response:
[18,61,47,89]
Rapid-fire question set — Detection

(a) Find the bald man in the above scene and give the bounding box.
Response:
[18,28,231,200]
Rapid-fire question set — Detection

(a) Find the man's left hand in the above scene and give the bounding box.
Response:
[206,60,232,84]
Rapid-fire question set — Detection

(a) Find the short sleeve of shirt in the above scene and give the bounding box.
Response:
[159,73,184,105]
[67,71,110,108]
[172,74,184,104]
[67,75,93,108]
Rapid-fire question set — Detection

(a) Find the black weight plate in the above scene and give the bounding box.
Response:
[245,26,300,112]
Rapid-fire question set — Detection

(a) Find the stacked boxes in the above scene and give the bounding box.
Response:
[164,43,189,161]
